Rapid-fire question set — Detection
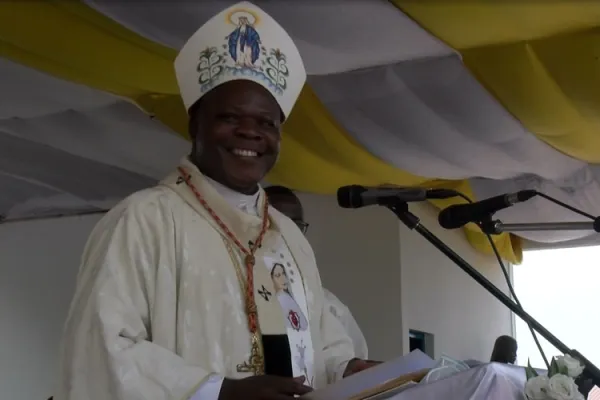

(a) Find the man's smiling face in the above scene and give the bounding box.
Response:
[189,80,282,194]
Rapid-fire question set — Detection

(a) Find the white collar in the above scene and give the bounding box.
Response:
[203,174,260,216]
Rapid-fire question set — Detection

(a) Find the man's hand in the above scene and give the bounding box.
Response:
[343,358,383,377]
[218,375,313,400]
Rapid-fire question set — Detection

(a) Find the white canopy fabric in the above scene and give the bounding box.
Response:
[2,0,600,258]
[0,57,188,220]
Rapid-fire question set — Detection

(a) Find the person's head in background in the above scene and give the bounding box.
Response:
[264,185,309,234]
[490,335,518,364]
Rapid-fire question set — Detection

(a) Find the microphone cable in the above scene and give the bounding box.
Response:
[535,191,597,220]
[450,191,550,369]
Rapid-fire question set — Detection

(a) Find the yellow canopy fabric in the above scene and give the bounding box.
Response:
[395,1,600,163]
[0,1,521,263]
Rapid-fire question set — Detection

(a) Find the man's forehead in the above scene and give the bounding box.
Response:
[195,80,281,118]
[270,195,303,215]
[207,81,276,103]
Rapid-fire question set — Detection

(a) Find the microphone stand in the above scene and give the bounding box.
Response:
[383,199,600,395]
[480,219,600,235]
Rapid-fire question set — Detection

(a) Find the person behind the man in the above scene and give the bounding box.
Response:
[264,185,369,360]
[55,3,379,400]
[490,335,518,364]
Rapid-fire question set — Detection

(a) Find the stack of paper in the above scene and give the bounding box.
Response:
[302,350,435,400]
[360,380,418,400]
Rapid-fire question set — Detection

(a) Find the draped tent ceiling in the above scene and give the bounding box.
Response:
[2,1,600,264]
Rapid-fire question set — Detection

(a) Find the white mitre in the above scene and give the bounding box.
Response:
[174,1,306,119]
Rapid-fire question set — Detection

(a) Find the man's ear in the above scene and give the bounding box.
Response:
[187,99,203,141]
[188,115,197,141]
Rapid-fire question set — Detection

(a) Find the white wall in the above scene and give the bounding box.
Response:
[0,214,102,400]
[398,202,514,361]
[299,193,403,360]
[300,194,514,363]
[0,195,513,399]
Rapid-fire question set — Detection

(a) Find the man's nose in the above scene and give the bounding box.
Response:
[235,118,261,139]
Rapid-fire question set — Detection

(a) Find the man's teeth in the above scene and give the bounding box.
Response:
[231,149,258,157]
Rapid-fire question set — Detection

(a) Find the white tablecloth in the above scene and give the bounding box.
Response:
[390,363,527,400]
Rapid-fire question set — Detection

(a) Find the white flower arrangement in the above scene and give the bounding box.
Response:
[525,354,585,400]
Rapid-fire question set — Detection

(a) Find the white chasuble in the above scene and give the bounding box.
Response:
[55,158,355,400]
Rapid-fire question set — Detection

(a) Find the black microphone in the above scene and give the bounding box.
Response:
[438,190,538,229]
[337,185,459,209]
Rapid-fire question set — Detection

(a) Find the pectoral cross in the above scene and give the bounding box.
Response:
[258,285,272,301]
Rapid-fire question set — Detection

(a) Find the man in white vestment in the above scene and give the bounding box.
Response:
[55,2,379,400]
[264,185,369,360]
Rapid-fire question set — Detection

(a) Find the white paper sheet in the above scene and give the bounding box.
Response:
[302,350,435,400]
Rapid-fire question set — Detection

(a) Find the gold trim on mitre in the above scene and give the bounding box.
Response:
[174,1,306,119]
[226,8,261,27]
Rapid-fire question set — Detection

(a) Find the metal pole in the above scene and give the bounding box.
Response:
[493,221,597,232]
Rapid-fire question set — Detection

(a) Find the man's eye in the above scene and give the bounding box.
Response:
[260,118,276,128]
[218,113,238,122]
